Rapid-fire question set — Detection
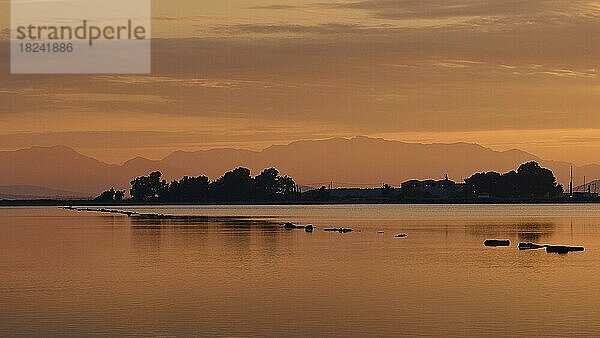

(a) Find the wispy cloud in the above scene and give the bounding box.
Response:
[330,0,598,21]
[3,3,600,165]
[384,59,597,79]
[93,76,267,89]
[154,15,179,21]
[247,5,299,10]
[154,15,217,22]
[213,23,390,35]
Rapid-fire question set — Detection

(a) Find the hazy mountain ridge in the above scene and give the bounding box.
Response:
[0,146,185,196]
[160,137,547,186]
[575,180,600,193]
[0,137,597,198]
[0,185,91,200]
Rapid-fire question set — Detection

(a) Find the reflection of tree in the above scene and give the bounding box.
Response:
[515,223,556,242]
[130,225,163,258]
[128,216,284,258]
[467,221,556,242]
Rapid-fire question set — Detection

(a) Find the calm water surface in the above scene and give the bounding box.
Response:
[1,204,600,337]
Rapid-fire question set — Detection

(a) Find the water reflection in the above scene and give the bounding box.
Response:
[466,221,556,242]
[128,215,285,258]
[516,223,556,242]
[130,225,164,254]
[3,206,600,337]
[130,214,280,226]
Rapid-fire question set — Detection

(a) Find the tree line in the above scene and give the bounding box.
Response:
[95,167,301,203]
[95,161,565,203]
[464,161,564,199]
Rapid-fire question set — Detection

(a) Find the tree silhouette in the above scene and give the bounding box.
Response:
[465,172,502,196]
[277,175,299,199]
[162,175,209,202]
[114,190,125,202]
[254,168,279,200]
[253,168,300,201]
[94,187,126,203]
[94,188,116,202]
[104,167,300,203]
[465,161,563,199]
[130,171,167,202]
[210,167,253,201]
[304,186,331,201]
[516,161,563,198]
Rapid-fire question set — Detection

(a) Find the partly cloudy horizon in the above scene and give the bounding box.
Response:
[2,0,600,165]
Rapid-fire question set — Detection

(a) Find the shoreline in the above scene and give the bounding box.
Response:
[2,199,600,207]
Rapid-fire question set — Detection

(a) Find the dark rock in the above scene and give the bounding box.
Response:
[484,239,510,247]
[283,222,299,230]
[324,228,353,233]
[284,222,315,231]
[546,245,585,254]
[518,242,545,250]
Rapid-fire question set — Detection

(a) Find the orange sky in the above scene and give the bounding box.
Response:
[1,0,600,165]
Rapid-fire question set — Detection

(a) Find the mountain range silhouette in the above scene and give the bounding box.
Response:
[0,137,596,198]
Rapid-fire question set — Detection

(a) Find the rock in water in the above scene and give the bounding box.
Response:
[283,222,298,230]
[324,228,353,233]
[546,246,584,254]
[518,242,545,250]
[484,239,510,247]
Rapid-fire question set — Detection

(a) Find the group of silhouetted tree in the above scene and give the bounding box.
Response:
[95,161,565,203]
[94,188,125,203]
[126,167,300,203]
[465,162,563,199]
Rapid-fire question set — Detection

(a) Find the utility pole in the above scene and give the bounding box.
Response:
[569,166,573,197]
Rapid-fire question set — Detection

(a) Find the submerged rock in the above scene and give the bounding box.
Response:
[324,228,354,233]
[518,242,546,250]
[546,245,584,254]
[66,207,138,217]
[283,222,300,230]
[484,239,510,247]
[284,223,315,232]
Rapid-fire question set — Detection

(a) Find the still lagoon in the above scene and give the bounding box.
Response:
[1,204,599,336]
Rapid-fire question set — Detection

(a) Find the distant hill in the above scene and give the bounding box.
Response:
[161,136,597,188]
[0,185,91,200]
[1,137,599,199]
[575,180,600,193]
[0,145,186,196]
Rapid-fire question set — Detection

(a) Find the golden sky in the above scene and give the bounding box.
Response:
[1,0,600,164]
